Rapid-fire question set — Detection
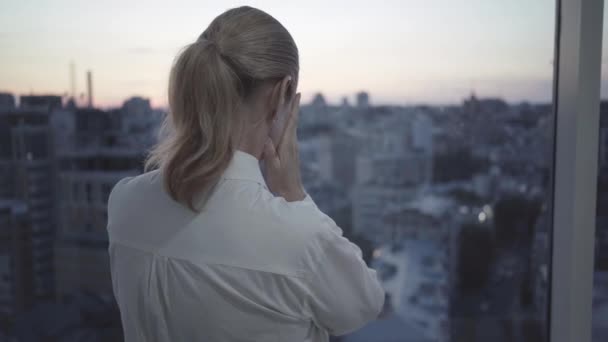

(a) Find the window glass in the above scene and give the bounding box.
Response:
[0,1,555,341]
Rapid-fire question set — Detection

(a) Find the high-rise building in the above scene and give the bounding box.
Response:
[311,93,327,108]
[0,109,56,303]
[341,96,350,108]
[305,181,352,233]
[331,128,364,190]
[351,113,434,242]
[412,114,434,155]
[0,199,34,326]
[54,149,141,298]
[356,91,370,109]
[53,106,144,299]
[299,133,333,183]
[0,93,15,110]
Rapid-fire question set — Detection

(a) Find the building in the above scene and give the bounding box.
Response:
[352,184,420,243]
[73,108,116,148]
[0,93,15,110]
[330,128,363,190]
[0,200,33,329]
[531,208,551,330]
[49,109,76,154]
[119,97,163,149]
[341,96,350,109]
[378,193,459,342]
[463,94,508,115]
[300,95,333,129]
[593,270,608,342]
[356,91,370,109]
[383,195,455,243]
[351,111,434,243]
[299,133,333,184]
[0,109,56,303]
[19,95,62,112]
[357,153,432,188]
[54,149,142,298]
[311,93,327,108]
[305,181,352,233]
[412,114,434,155]
[122,96,150,115]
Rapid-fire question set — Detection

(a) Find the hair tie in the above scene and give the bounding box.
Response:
[197,36,222,54]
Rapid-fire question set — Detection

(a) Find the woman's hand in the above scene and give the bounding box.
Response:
[262,92,305,202]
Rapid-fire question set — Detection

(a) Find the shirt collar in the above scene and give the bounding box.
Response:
[222,150,268,189]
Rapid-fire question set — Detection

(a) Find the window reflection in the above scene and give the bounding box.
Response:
[593,94,608,342]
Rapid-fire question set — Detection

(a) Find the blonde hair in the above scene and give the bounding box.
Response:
[145,6,299,211]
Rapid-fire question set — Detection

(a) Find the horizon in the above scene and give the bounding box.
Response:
[2,90,558,111]
[2,0,608,108]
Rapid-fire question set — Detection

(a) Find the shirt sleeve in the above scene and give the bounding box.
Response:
[302,196,386,336]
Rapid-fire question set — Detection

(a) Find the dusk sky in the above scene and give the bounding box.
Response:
[2,0,605,108]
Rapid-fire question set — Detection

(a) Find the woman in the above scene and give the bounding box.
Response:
[107,6,385,342]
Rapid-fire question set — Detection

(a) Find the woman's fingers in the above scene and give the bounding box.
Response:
[279,93,301,155]
[277,92,299,151]
[290,93,301,128]
[262,90,304,202]
[263,138,281,169]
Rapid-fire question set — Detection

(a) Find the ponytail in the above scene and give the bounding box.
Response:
[144,6,299,212]
[145,39,241,211]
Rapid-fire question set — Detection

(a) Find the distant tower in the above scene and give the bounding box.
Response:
[356,91,369,109]
[86,70,93,108]
[311,93,327,107]
[69,62,76,98]
[341,96,350,108]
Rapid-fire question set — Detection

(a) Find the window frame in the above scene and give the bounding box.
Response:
[550,0,603,341]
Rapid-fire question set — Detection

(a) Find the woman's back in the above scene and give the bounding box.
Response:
[107,151,385,341]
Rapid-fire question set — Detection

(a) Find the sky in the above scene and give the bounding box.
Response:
[0,0,600,109]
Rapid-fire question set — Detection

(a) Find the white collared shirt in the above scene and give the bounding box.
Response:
[107,150,385,342]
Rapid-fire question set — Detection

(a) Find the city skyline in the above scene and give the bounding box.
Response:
[0,91,560,342]
[0,0,572,108]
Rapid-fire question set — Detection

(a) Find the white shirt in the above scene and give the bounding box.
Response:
[107,150,385,342]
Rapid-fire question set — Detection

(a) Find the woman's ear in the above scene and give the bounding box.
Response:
[267,76,292,122]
